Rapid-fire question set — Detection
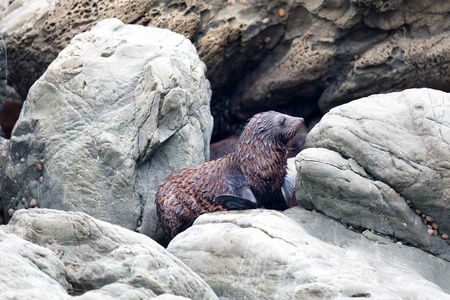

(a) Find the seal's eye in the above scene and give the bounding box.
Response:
[279,117,286,126]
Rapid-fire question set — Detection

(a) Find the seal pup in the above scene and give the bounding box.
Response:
[209,130,307,160]
[155,111,304,240]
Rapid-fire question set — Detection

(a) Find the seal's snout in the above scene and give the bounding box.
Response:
[290,116,304,132]
[281,115,304,142]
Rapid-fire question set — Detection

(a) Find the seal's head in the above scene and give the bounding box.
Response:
[240,111,304,145]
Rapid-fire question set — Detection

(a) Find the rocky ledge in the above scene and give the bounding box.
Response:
[0,208,217,299]
[295,88,450,261]
[1,207,449,299]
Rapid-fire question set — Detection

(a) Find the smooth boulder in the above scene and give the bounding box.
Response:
[295,88,450,260]
[1,208,218,299]
[167,208,450,299]
[1,18,212,244]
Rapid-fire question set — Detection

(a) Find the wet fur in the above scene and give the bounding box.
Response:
[155,111,303,240]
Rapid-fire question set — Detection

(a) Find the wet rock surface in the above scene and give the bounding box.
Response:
[295,88,450,261]
[1,19,212,243]
[167,208,450,299]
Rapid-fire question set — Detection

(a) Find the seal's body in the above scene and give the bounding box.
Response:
[155,111,304,240]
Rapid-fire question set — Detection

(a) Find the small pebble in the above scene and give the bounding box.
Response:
[278,8,286,17]
[442,234,449,240]
[30,199,38,207]
[264,37,271,43]
[422,219,427,225]
[425,216,434,222]
[137,220,142,226]
[37,164,43,172]
[40,159,45,165]
[431,222,439,230]
[8,208,15,217]
[239,0,246,3]
[415,209,421,215]
[21,197,26,203]
[228,0,235,4]
[136,226,141,232]
[428,224,432,229]
[20,157,25,163]
[38,176,43,183]
[406,200,411,204]
[262,17,270,24]
[427,228,435,236]
[395,241,403,245]
[433,230,439,236]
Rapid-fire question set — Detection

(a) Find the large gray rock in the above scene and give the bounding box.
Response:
[1,208,218,299]
[0,32,6,111]
[296,147,450,261]
[0,225,70,299]
[0,136,9,224]
[295,88,450,260]
[167,208,450,299]
[1,18,212,243]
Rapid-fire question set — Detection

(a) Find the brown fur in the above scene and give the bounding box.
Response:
[210,131,307,161]
[0,98,23,138]
[155,111,304,240]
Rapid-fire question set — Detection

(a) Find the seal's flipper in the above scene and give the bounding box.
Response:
[216,194,258,210]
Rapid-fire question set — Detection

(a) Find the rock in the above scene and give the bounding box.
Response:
[167,208,450,299]
[295,88,450,260]
[0,0,9,13]
[0,0,57,99]
[0,136,8,223]
[2,0,449,139]
[1,19,212,244]
[0,33,5,111]
[0,225,70,299]
[2,208,218,299]
[295,147,450,261]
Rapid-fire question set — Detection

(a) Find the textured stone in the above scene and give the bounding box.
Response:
[4,208,218,299]
[168,208,450,299]
[1,19,212,244]
[0,227,70,299]
[2,0,449,140]
[0,136,8,223]
[0,33,5,111]
[295,147,450,261]
[295,88,450,260]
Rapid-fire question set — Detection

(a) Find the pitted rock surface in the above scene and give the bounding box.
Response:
[2,0,449,139]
